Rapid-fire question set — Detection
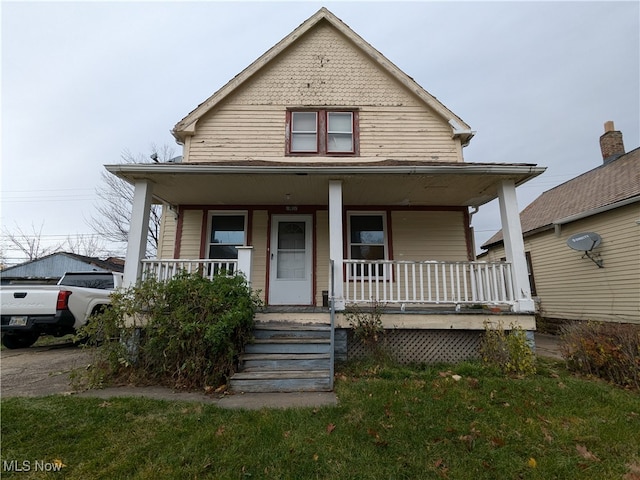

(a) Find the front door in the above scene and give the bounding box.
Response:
[269,215,313,305]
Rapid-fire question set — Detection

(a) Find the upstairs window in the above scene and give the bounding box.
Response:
[287,110,358,155]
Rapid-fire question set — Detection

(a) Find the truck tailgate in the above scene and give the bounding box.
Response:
[0,286,62,317]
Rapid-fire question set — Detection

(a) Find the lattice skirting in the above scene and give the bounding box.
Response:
[345,329,482,364]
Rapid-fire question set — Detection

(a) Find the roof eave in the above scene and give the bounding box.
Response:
[105,162,545,178]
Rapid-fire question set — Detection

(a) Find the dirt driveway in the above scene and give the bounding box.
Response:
[1,342,92,398]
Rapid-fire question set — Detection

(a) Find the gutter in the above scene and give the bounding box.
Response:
[104,163,546,179]
[553,195,640,226]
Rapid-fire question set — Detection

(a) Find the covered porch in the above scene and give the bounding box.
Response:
[106,160,544,315]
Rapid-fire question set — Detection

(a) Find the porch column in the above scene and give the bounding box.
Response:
[123,179,153,287]
[328,180,345,310]
[497,180,535,312]
[236,246,253,285]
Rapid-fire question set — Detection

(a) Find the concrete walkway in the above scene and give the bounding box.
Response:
[74,387,339,409]
[534,332,563,360]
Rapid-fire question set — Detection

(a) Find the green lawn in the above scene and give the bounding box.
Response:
[2,360,639,479]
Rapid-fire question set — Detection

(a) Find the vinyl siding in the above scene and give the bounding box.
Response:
[179,209,204,258]
[185,23,459,163]
[315,210,330,305]
[485,204,640,324]
[157,208,177,259]
[251,210,268,302]
[391,211,468,261]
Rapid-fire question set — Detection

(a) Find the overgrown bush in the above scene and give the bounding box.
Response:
[480,322,537,376]
[561,321,640,389]
[345,301,388,360]
[77,273,260,391]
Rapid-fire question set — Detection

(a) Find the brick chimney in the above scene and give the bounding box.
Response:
[599,121,625,163]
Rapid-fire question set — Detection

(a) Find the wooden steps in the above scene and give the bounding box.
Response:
[230,322,332,393]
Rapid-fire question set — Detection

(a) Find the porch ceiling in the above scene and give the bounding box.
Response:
[105,162,545,208]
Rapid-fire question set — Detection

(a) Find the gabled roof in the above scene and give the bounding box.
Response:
[1,252,125,277]
[172,7,473,144]
[482,147,640,248]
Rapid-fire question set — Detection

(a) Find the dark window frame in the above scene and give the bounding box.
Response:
[285,109,359,156]
[347,212,388,278]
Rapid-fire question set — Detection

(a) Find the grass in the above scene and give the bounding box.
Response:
[2,359,639,479]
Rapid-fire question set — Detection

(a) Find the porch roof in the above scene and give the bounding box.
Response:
[104,160,545,208]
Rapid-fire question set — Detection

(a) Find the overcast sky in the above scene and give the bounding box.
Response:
[2,1,639,265]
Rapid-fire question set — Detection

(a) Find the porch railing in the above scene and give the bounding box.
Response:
[344,260,515,306]
[141,259,238,282]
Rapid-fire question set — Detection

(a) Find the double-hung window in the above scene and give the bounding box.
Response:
[287,109,358,155]
[208,213,247,274]
[348,213,387,277]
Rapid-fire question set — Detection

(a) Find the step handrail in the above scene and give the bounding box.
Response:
[329,260,335,390]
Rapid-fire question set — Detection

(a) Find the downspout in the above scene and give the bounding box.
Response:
[468,206,479,260]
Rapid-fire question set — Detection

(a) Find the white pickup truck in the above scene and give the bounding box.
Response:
[0,272,123,349]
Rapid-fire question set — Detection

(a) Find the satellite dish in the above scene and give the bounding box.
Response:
[566,232,604,268]
[566,232,601,252]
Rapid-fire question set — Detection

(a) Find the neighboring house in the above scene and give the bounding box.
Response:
[0,252,124,285]
[106,8,544,387]
[482,122,640,326]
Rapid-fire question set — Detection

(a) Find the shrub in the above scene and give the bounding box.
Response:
[480,322,537,376]
[77,273,260,391]
[344,301,388,360]
[561,321,640,389]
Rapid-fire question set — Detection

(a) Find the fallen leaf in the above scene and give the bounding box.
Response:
[528,457,537,468]
[98,401,111,408]
[451,375,462,382]
[624,462,640,480]
[434,458,444,468]
[490,437,505,447]
[459,434,475,451]
[576,444,600,461]
[313,453,319,462]
[541,427,553,444]
[214,384,227,393]
[326,423,336,434]
[283,430,291,438]
[52,459,66,469]
[215,426,225,436]
[627,462,640,473]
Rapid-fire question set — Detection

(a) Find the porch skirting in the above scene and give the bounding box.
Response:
[255,311,536,366]
[337,329,483,364]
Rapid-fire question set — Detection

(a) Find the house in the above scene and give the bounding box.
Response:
[482,122,640,328]
[0,252,124,285]
[105,8,544,390]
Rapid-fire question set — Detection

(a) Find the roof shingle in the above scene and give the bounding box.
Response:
[482,147,640,248]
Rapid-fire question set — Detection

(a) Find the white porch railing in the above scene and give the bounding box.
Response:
[344,260,515,306]
[141,259,238,282]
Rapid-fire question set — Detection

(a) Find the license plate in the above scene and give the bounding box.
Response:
[9,316,28,326]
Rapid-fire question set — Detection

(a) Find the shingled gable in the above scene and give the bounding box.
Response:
[482,146,640,249]
[172,7,473,145]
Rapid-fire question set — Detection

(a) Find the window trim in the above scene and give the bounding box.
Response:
[347,211,389,278]
[286,109,359,156]
[206,211,248,260]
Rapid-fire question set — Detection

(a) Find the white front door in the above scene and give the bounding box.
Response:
[269,215,313,305]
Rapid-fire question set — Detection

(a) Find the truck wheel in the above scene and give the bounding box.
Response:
[2,333,40,349]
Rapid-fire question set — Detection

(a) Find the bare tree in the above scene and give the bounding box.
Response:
[2,222,62,262]
[62,234,109,258]
[90,144,177,258]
